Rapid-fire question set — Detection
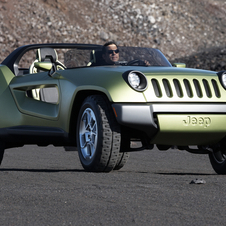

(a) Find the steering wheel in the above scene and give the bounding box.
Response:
[127,59,146,66]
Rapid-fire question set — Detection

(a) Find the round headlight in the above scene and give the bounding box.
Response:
[128,72,140,88]
[222,73,226,88]
[126,71,148,91]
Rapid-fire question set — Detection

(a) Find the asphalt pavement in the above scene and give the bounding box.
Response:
[0,145,225,226]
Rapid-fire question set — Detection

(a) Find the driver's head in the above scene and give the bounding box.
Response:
[102,41,119,65]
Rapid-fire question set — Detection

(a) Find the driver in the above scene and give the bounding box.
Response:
[100,41,150,66]
[102,41,119,65]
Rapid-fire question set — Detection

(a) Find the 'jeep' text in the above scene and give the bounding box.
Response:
[183,116,211,128]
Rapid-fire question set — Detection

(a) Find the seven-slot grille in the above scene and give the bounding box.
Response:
[151,78,221,98]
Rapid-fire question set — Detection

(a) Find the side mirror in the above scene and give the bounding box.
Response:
[34,62,53,71]
[172,63,186,68]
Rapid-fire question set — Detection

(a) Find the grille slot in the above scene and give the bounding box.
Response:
[162,79,173,97]
[173,79,183,97]
[203,79,212,98]
[183,79,193,97]
[151,79,162,97]
[193,79,203,97]
[150,78,221,99]
[212,79,221,98]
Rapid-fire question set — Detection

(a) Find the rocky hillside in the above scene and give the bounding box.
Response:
[0,0,226,70]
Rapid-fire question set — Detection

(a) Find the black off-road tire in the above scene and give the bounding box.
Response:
[209,150,226,174]
[114,152,130,170]
[0,148,4,165]
[76,95,121,172]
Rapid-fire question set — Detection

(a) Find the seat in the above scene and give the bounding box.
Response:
[87,49,105,66]
[29,47,65,74]
[29,48,65,102]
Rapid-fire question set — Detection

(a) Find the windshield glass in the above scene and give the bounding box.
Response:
[64,46,171,68]
[118,46,171,67]
[17,46,171,73]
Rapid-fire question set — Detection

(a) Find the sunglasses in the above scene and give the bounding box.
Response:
[107,49,119,54]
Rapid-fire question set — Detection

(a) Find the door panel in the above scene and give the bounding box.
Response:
[9,72,61,120]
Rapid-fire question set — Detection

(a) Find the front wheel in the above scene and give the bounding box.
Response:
[76,95,121,172]
[209,149,226,174]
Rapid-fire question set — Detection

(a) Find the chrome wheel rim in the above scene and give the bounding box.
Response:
[79,108,98,160]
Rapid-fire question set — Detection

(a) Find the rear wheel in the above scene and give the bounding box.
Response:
[0,148,4,165]
[76,95,121,172]
[209,149,226,174]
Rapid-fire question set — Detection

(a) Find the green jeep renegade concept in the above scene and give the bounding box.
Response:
[1,43,226,173]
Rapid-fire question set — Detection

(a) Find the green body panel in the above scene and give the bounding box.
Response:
[0,69,62,131]
[151,114,226,145]
[58,67,147,103]
[0,66,28,128]
[10,72,60,119]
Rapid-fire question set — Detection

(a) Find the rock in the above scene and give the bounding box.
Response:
[190,179,206,184]
[99,31,109,41]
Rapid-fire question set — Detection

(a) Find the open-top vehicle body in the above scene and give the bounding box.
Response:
[1,43,226,173]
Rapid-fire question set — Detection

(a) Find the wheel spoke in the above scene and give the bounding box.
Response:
[80,133,86,149]
[81,113,88,132]
[86,143,92,158]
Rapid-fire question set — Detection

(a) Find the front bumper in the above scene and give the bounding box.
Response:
[112,103,226,145]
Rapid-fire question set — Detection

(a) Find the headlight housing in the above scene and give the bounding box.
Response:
[126,71,148,91]
[221,72,226,89]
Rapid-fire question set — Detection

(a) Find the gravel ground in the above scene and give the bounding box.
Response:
[0,145,225,226]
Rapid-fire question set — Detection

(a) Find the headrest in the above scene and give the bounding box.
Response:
[36,48,57,62]
[90,49,105,65]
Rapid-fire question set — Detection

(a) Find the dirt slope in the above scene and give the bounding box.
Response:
[0,0,226,70]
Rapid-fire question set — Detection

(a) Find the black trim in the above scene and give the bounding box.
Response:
[122,70,148,92]
[1,43,102,76]
[0,126,74,148]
